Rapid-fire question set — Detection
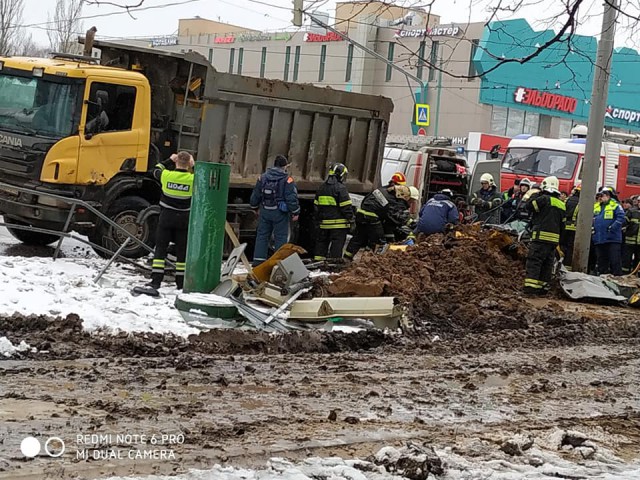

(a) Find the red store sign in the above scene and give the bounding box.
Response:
[513,86,577,114]
[304,31,344,42]
[214,36,235,44]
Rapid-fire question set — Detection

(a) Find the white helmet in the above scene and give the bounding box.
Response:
[480,173,495,186]
[408,186,420,201]
[542,176,560,194]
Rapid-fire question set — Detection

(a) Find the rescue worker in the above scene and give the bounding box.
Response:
[523,176,566,296]
[415,189,459,235]
[313,163,354,261]
[502,178,531,222]
[623,198,640,274]
[149,151,195,291]
[345,184,418,259]
[561,185,580,269]
[471,173,502,224]
[250,155,300,266]
[593,187,625,276]
[387,172,407,187]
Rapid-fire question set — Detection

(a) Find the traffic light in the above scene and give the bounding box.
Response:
[292,0,303,27]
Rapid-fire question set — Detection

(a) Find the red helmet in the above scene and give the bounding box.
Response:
[390,172,407,185]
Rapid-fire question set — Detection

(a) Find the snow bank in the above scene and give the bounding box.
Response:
[0,336,31,357]
[0,255,198,336]
[100,450,640,480]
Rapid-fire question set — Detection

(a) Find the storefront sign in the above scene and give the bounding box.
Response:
[605,105,640,124]
[238,33,272,42]
[513,86,577,113]
[304,31,344,42]
[151,36,178,47]
[274,32,292,41]
[214,35,235,44]
[394,25,461,38]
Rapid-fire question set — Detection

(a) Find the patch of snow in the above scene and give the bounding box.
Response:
[179,292,234,306]
[0,336,31,358]
[100,448,640,480]
[0,254,198,336]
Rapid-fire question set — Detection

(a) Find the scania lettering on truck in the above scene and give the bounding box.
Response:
[0,41,392,257]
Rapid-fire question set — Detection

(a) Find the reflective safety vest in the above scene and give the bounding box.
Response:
[529,194,566,244]
[564,194,580,232]
[313,177,353,229]
[625,207,640,245]
[158,165,193,211]
[594,200,620,219]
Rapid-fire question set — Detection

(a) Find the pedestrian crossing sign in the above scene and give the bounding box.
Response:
[415,104,430,126]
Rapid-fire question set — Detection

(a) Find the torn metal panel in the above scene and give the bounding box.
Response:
[559,270,627,303]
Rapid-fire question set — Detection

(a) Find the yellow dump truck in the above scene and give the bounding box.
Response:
[0,40,393,257]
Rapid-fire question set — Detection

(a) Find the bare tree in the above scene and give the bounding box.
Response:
[15,31,47,57]
[47,0,85,53]
[0,0,25,55]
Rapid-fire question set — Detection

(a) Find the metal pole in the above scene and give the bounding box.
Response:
[52,204,76,260]
[183,162,231,293]
[572,0,618,272]
[307,13,428,103]
[434,44,443,137]
[93,237,131,283]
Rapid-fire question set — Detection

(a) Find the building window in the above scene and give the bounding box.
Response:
[417,41,426,80]
[237,48,244,74]
[319,44,327,82]
[558,118,574,138]
[386,42,395,82]
[293,46,301,81]
[260,47,267,78]
[523,111,540,135]
[284,46,291,81]
[628,156,640,185]
[468,39,479,79]
[491,106,541,136]
[228,48,235,73]
[505,109,525,137]
[208,48,213,63]
[428,41,439,81]
[345,44,354,82]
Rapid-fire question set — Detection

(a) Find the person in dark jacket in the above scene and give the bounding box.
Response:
[250,155,300,266]
[149,151,195,291]
[344,184,415,259]
[623,200,640,274]
[471,173,502,224]
[523,176,566,295]
[560,185,580,269]
[501,178,532,223]
[592,187,625,276]
[415,189,459,235]
[313,163,354,261]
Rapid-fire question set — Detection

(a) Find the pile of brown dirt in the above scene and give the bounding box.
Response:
[324,225,539,336]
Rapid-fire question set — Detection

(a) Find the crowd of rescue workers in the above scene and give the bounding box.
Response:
[145,152,640,297]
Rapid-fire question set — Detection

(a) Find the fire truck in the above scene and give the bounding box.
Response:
[468,129,640,199]
[502,127,640,198]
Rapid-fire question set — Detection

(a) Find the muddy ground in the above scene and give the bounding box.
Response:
[1,296,639,479]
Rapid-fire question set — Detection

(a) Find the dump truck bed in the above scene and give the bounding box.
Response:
[92,39,394,194]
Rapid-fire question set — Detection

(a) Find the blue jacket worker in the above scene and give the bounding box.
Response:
[250,155,300,266]
[415,189,459,235]
[592,187,625,276]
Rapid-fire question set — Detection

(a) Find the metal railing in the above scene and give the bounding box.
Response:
[0,181,163,281]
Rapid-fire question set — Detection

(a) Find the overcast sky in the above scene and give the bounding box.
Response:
[19,0,636,49]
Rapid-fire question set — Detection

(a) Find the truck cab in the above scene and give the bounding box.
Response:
[0,54,157,255]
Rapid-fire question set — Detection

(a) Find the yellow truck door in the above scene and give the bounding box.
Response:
[77,79,144,185]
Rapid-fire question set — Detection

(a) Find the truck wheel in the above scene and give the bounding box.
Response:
[3,217,61,246]
[90,196,155,259]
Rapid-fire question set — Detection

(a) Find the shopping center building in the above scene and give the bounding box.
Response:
[109,1,640,143]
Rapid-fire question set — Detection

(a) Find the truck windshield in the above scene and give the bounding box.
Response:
[0,72,83,139]
[502,147,578,180]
